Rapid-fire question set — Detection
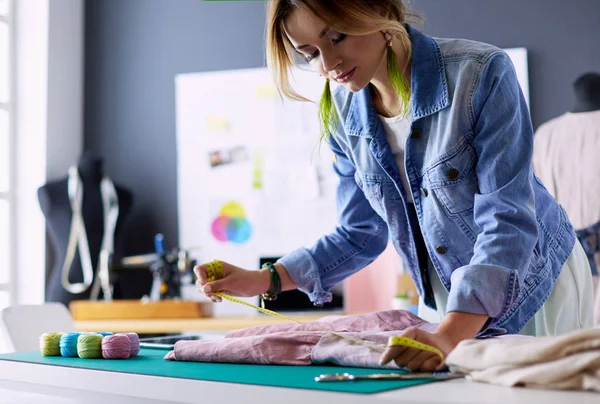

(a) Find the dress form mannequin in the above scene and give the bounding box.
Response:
[534,72,600,325]
[38,152,133,305]
[571,72,600,113]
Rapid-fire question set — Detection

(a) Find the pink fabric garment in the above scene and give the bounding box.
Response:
[226,309,431,337]
[164,331,320,365]
[312,332,530,369]
[164,310,435,367]
[312,330,430,369]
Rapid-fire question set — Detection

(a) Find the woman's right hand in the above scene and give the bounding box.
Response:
[193,261,271,302]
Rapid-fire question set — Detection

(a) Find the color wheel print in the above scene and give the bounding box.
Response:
[211,201,252,244]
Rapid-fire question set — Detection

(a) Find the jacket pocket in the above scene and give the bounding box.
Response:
[354,172,386,218]
[426,143,479,215]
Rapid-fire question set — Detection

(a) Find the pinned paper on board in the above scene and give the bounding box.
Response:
[204,115,230,132]
[252,149,264,190]
[211,201,253,244]
[208,145,249,168]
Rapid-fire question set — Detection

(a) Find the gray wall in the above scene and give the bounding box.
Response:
[413,0,600,127]
[84,0,600,254]
[84,0,267,254]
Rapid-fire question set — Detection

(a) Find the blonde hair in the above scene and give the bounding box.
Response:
[266,1,421,139]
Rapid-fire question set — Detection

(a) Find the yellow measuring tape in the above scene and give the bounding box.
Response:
[205,260,444,360]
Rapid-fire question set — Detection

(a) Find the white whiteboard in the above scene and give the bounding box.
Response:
[504,47,530,108]
[175,67,340,315]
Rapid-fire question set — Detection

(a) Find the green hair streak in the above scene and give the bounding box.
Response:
[318,79,337,146]
[386,45,411,118]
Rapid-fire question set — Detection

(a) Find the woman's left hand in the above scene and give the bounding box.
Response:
[379,327,458,372]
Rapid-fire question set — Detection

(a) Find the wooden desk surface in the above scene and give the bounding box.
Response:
[74,314,328,334]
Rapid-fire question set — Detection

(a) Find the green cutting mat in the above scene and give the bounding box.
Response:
[0,348,438,394]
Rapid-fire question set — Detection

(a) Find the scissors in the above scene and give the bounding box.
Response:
[314,371,463,382]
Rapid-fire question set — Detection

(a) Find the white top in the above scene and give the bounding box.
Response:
[532,110,600,229]
[378,113,413,203]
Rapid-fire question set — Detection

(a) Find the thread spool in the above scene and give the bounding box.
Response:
[102,334,131,359]
[59,332,81,357]
[39,332,63,356]
[122,332,140,356]
[96,331,114,337]
[77,334,103,359]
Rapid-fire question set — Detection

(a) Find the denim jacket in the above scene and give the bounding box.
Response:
[279,25,575,337]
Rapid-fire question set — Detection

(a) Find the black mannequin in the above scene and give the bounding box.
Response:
[38,152,133,305]
[572,72,600,113]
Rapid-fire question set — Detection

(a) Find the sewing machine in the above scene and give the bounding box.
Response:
[119,233,198,301]
[68,234,210,321]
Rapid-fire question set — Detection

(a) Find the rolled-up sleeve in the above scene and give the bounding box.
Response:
[446,52,537,319]
[278,134,389,305]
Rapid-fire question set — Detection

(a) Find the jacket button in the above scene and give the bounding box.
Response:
[411,129,422,139]
[420,187,428,197]
[435,245,447,254]
[447,168,459,180]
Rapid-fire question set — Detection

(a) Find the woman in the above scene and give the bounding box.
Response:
[195,0,594,371]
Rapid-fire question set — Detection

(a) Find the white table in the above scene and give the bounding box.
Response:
[0,359,598,404]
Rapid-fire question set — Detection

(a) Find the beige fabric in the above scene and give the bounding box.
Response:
[532,110,600,325]
[446,329,600,392]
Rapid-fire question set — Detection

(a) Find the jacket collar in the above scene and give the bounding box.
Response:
[345,25,449,138]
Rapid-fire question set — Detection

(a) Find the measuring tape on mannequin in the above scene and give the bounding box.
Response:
[205,260,444,360]
[62,166,119,300]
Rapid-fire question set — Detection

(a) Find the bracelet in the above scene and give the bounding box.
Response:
[261,262,281,301]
